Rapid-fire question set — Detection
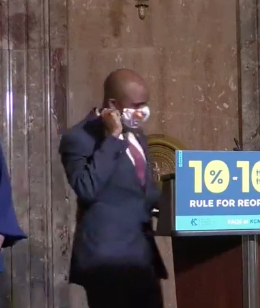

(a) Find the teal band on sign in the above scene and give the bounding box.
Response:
[176,215,260,231]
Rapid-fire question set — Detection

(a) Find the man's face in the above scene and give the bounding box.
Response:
[110,81,149,112]
[114,81,150,129]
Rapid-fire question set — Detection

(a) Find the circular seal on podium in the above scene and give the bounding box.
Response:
[147,134,186,182]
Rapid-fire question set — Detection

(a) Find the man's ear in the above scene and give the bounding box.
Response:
[108,99,116,109]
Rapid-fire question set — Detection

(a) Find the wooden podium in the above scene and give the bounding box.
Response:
[155,175,243,308]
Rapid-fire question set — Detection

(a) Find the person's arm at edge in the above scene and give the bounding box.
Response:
[0,142,26,249]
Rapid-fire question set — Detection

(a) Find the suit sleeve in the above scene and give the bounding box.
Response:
[139,134,161,209]
[59,133,128,204]
[0,142,26,248]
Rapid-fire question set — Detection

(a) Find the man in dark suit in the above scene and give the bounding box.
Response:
[0,140,27,272]
[59,69,167,308]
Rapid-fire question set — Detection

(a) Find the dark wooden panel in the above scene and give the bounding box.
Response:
[174,236,243,308]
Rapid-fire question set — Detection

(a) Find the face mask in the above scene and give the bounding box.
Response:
[121,106,150,128]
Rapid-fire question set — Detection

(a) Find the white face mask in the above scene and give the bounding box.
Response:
[121,106,150,128]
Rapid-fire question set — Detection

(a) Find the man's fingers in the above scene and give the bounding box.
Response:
[101,109,120,119]
[111,110,120,119]
[100,108,111,116]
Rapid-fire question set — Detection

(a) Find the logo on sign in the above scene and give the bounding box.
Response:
[250,219,260,224]
[175,151,260,233]
[190,218,197,226]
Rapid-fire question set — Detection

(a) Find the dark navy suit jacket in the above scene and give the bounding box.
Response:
[59,111,167,286]
[0,140,27,272]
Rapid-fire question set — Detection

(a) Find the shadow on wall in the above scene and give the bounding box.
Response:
[109,0,128,37]
[51,48,68,135]
[0,12,37,48]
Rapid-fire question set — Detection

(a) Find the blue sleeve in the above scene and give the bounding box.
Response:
[0,142,26,248]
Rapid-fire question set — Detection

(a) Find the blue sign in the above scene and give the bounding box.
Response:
[175,150,260,234]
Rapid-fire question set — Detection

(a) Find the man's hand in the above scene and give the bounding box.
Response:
[101,109,122,137]
[0,234,4,249]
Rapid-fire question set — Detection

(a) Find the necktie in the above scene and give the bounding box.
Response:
[127,139,146,185]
